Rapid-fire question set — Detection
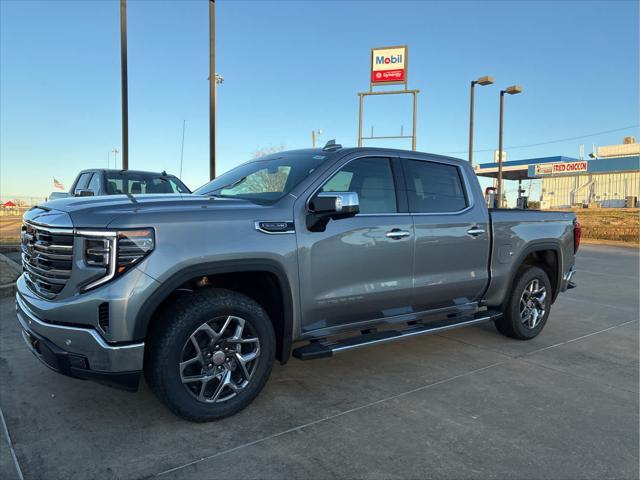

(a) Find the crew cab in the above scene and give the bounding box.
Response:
[16,145,579,421]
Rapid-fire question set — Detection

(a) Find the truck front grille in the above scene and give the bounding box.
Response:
[21,222,74,299]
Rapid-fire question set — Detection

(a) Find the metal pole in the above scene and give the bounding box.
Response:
[120,0,129,170]
[412,91,417,151]
[497,90,505,208]
[311,130,316,148]
[209,0,216,180]
[468,81,476,164]
[179,120,186,179]
[358,94,363,147]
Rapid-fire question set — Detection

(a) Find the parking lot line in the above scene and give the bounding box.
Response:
[560,295,639,313]
[0,406,24,480]
[576,269,638,281]
[513,319,638,357]
[156,360,509,477]
[155,317,638,477]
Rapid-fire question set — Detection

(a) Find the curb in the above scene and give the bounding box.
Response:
[0,253,21,299]
[0,244,20,254]
[0,283,16,299]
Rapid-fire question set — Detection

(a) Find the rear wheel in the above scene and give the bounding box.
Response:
[494,266,552,340]
[145,289,275,422]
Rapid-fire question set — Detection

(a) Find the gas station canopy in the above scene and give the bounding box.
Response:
[475,155,640,180]
[474,156,580,180]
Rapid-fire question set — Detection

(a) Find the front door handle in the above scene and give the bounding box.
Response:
[386,229,411,239]
[467,227,486,236]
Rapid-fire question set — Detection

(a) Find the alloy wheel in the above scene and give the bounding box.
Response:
[179,315,260,403]
[519,279,547,329]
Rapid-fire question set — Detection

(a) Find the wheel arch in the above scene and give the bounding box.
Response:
[509,241,562,303]
[135,260,294,364]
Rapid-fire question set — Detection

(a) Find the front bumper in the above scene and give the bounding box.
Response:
[16,293,144,391]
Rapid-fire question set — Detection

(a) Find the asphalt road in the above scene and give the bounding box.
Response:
[0,245,638,480]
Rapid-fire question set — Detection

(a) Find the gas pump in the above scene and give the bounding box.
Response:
[516,180,528,209]
[485,187,498,209]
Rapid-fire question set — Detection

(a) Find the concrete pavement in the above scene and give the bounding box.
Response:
[0,245,637,479]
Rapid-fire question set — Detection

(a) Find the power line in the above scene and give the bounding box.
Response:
[443,125,639,155]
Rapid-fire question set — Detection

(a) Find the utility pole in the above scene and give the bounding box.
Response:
[311,128,323,147]
[120,0,129,170]
[209,0,216,180]
[112,148,119,168]
[179,120,186,179]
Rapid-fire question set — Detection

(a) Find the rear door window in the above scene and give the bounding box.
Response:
[404,160,468,213]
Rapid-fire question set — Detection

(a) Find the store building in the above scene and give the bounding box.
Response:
[475,138,640,209]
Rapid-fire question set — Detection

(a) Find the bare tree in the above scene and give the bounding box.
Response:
[251,144,286,160]
[230,144,288,194]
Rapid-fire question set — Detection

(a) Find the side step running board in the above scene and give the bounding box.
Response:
[292,310,502,360]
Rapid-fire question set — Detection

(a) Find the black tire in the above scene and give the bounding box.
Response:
[494,266,552,340]
[145,288,275,422]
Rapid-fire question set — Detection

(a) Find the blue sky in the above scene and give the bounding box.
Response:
[1,0,638,201]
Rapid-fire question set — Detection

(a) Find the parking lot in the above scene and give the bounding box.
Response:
[1,244,638,480]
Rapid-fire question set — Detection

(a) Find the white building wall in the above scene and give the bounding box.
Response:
[541,172,640,208]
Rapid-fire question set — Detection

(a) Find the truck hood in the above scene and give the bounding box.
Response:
[37,194,259,228]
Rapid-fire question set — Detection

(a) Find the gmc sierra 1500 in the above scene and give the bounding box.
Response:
[16,145,579,421]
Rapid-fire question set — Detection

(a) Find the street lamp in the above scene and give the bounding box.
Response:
[468,75,494,165]
[311,128,323,148]
[497,84,522,207]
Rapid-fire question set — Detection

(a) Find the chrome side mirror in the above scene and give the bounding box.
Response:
[307,192,360,231]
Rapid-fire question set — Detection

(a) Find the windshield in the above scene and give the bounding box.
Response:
[194,152,329,204]
[105,172,190,195]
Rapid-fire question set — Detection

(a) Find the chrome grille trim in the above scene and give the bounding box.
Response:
[21,220,74,299]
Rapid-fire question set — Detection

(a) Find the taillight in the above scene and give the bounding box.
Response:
[573,220,581,253]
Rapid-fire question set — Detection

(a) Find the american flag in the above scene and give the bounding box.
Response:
[53,178,65,190]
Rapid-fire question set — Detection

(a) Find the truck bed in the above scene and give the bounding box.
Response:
[483,209,577,307]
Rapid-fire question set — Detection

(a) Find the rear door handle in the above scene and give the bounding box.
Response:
[386,229,411,239]
[467,227,486,236]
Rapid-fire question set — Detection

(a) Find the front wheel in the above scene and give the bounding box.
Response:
[145,289,275,422]
[494,266,552,340]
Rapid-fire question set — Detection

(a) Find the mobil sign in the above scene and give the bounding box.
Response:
[371,46,407,85]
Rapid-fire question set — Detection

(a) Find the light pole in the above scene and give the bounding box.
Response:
[497,85,522,207]
[120,0,129,170]
[311,128,323,147]
[468,76,494,165]
[209,0,215,180]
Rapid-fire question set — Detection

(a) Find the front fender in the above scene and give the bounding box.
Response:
[133,259,295,364]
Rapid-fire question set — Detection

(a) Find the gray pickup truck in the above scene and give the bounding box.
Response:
[16,145,580,421]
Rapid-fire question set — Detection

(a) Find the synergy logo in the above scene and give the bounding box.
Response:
[371,46,407,84]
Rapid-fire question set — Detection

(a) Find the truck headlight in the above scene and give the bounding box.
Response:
[116,229,155,272]
[79,228,154,291]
